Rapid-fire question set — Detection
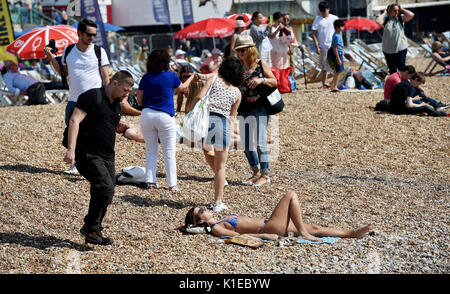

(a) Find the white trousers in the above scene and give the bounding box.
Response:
[140,108,177,187]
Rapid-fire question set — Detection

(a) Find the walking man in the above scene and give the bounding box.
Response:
[44,18,110,174]
[312,1,338,89]
[63,71,134,245]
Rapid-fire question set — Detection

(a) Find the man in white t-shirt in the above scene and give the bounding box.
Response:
[312,1,339,88]
[44,18,110,173]
[44,18,110,125]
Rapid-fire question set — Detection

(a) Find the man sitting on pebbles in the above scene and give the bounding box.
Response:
[183,191,373,242]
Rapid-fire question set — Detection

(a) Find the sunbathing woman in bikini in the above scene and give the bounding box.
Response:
[183,191,373,242]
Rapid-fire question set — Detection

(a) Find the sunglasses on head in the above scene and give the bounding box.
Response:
[84,32,97,38]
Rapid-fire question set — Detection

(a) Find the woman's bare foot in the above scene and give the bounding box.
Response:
[352,224,373,239]
[301,232,322,242]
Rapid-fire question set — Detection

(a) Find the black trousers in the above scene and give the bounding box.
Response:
[75,152,115,234]
[394,106,446,117]
[383,49,407,75]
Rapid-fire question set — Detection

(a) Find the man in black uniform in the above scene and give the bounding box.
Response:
[63,71,134,245]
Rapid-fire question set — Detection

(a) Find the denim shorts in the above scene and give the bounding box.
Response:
[205,112,230,148]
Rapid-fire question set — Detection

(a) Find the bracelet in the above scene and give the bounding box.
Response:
[263,77,267,85]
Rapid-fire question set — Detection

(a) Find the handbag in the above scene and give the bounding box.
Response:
[261,85,284,115]
[182,76,217,142]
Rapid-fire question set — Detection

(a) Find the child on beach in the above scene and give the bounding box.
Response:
[328,19,346,92]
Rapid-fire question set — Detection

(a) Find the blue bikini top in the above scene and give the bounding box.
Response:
[211,214,239,231]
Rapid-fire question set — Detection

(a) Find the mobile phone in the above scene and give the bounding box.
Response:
[269,15,273,23]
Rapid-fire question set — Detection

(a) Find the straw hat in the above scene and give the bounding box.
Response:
[236,19,246,28]
[431,41,443,52]
[234,35,255,50]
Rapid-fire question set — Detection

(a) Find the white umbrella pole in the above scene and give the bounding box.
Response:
[213,37,216,49]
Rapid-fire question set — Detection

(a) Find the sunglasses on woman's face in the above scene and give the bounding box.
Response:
[236,48,248,53]
[195,207,205,224]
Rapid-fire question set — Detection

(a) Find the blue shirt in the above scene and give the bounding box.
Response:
[138,71,181,117]
[331,32,344,57]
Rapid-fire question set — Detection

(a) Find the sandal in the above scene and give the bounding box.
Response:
[253,175,270,187]
[145,182,158,189]
[242,175,260,186]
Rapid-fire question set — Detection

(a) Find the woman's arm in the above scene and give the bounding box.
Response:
[260,60,278,87]
[136,89,144,105]
[230,34,237,56]
[400,6,414,23]
[432,52,450,64]
[177,73,196,93]
[375,9,387,27]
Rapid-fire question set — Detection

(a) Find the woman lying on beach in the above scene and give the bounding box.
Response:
[183,191,373,242]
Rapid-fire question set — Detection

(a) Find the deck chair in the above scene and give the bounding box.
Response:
[421,44,446,76]
[0,75,26,106]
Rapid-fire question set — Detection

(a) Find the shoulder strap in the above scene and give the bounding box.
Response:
[63,43,75,66]
[94,45,102,68]
[96,88,103,105]
[203,75,218,99]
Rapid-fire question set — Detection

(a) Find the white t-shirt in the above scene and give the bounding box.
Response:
[62,44,109,102]
[311,14,339,49]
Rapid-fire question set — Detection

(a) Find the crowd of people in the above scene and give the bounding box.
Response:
[2,1,447,246]
[8,0,68,27]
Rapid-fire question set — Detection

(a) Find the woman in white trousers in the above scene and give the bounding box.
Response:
[137,49,194,193]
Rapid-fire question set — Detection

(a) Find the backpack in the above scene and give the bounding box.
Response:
[375,99,390,112]
[60,44,102,89]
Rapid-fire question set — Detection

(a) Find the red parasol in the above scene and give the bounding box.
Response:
[6,25,78,59]
[174,18,237,39]
[344,18,381,33]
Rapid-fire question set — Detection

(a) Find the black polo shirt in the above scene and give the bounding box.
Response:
[75,87,121,160]
[390,80,414,113]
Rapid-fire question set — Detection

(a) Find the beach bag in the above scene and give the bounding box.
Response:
[271,67,292,93]
[182,76,217,142]
[360,70,383,89]
[261,86,284,115]
[327,47,336,70]
[115,166,147,188]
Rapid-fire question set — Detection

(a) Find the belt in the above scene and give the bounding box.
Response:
[27,82,41,91]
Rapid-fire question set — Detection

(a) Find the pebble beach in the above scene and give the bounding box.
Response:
[0,57,448,274]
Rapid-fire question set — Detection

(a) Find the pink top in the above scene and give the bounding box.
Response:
[384,71,402,100]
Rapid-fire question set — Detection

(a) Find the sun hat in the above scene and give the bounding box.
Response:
[236,19,246,28]
[234,35,255,50]
[431,41,443,52]
[175,49,186,56]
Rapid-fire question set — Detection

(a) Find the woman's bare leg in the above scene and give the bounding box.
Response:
[262,191,321,241]
[289,222,373,239]
[213,148,228,204]
[202,146,215,172]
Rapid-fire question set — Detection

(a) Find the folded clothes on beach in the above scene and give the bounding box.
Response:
[296,237,341,244]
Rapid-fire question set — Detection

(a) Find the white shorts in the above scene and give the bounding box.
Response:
[319,46,331,72]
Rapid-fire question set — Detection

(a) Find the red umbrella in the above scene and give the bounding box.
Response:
[6,25,78,59]
[226,13,268,25]
[226,13,252,25]
[174,18,237,39]
[344,18,381,33]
